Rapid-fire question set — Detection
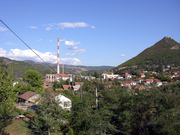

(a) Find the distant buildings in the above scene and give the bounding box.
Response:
[45,74,72,82]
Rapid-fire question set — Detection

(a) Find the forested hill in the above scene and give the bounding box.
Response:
[116,36,180,69]
[0,57,114,79]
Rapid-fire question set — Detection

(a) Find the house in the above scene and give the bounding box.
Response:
[125,74,132,80]
[102,73,119,80]
[120,81,130,86]
[56,74,72,82]
[154,79,162,87]
[62,85,72,90]
[75,82,84,86]
[135,78,143,83]
[116,75,124,80]
[135,85,145,90]
[169,75,175,79]
[51,92,72,111]
[128,80,137,86]
[71,82,84,91]
[140,73,145,78]
[18,91,40,105]
[44,79,51,86]
[156,82,162,87]
[143,79,154,84]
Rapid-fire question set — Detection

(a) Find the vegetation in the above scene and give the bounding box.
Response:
[70,80,180,134]
[0,63,18,134]
[0,57,114,79]
[30,90,67,135]
[24,69,43,93]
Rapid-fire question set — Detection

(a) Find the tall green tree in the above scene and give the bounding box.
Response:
[31,90,67,135]
[24,70,43,93]
[0,64,18,134]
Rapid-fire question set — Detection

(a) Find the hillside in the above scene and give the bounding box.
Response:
[0,57,114,79]
[0,57,53,79]
[116,36,180,69]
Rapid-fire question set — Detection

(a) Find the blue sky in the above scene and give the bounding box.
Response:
[0,0,180,66]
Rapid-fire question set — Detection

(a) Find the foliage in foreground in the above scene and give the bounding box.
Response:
[70,80,180,135]
[0,64,18,134]
[30,90,67,135]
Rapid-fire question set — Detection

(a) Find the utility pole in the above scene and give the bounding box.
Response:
[80,73,82,102]
[96,88,98,110]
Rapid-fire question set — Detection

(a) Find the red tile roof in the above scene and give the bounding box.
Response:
[122,85,131,89]
[56,74,70,77]
[62,85,71,89]
[75,82,84,86]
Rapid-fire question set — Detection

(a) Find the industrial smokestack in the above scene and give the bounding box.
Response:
[57,37,60,74]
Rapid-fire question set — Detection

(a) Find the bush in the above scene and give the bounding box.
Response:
[12,107,25,115]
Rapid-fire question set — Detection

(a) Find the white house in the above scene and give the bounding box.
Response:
[102,73,119,80]
[54,93,72,111]
[140,73,145,78]
[128,81,137,86]
[116,75,124,80]
[56,74,72,82]
[125,74,132,80]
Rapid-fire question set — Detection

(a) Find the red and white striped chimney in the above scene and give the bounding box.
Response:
[57,37,60,74]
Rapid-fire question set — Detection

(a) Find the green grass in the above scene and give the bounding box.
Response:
[5,118,32,135]
[5,112,63,135]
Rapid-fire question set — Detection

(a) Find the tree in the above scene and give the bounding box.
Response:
[0,64,18,134]
[14,81,29,92]
[24,70,43,93]
[80,71,86,76]
[31,90,67,135]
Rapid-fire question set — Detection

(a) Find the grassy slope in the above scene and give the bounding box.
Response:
[5,117,62,135]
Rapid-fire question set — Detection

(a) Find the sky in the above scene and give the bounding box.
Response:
[0,0,180,67]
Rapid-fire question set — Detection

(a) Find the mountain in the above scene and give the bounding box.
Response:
[116,36,180,69]
[0,57,114,79]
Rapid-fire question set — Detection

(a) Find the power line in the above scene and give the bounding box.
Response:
[0,19,57,73]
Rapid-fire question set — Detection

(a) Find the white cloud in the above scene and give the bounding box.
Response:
[0,48,7,56]
[38,39,42,41]
[69,46,78,50]
[65,41,80,46]
[5,42,13,45]
[57,22,89,29]
[65,49,86,56]
[46,27,52,31]
[120,54,125,57]
[0,27,7,32]
[43,22,95,30]
[60,58,81,65]
[49,40,52,42]
[0,48,82,65]
[91,26,95,29]
[30,26,37,29]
